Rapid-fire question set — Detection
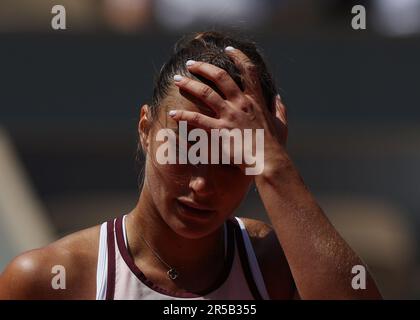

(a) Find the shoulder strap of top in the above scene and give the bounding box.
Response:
[105,218,116,300]
[95,221,108,300]
[233,217,270,300]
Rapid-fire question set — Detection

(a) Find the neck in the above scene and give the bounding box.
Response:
[125,186,225,279]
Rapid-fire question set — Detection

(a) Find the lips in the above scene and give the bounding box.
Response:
[177,198,214,211]
[176,198,216,220]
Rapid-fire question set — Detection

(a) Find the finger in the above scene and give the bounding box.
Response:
[173,74,226,114]
[274,94,287,126]
[168,109,220,131]
[185,60,242,100]
[224,46,262,95]
[273,95,288,146]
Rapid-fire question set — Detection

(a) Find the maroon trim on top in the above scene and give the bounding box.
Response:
[114,216,235,298]
[231,218,263,300]
[105,219,116,300]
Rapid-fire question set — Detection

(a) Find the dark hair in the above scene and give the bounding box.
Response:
[136,31,278,189]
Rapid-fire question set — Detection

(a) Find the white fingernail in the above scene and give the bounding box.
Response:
[186,60,196,66]
[168,110,177,117]
[173,75,183,82]
[225,46,235,52]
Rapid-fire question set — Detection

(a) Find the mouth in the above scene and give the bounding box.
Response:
[175,198,216,221]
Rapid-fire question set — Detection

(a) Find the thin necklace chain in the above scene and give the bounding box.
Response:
[138,232,179,280]
[138,233,172,269]
[137,223,227,281]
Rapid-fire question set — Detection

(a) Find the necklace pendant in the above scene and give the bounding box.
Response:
[167,268,179,280]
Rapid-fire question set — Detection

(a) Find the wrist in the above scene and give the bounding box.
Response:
[264,142,292,169]
[256,147,295,181]
[254,153,308,204]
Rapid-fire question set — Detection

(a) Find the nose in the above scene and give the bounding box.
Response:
[189,166,216,197]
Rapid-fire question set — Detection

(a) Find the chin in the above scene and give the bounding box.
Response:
[166,210,224,240]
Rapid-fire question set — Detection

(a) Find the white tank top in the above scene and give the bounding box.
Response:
[95,215,270,300]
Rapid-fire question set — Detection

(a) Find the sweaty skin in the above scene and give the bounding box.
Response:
[0,47,381,300]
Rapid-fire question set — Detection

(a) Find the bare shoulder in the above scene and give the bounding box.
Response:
[0,224,101,300]
[239,217,295,300]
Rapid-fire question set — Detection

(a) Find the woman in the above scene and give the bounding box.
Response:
[0,31,381,300]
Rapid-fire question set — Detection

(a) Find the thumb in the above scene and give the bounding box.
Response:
[274,94,287,126]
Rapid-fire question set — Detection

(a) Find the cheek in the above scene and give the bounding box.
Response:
[147,137,191,190]
[148,160,190,194]
[214,168,252,205]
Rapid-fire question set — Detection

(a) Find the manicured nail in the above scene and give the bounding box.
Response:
[186,60,196,66]
[173,75,183,82]
[276,94,282,101]
[225,46,235,52]
[168,110,177,117]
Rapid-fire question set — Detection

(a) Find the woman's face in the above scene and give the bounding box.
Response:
[140,85,253,239]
